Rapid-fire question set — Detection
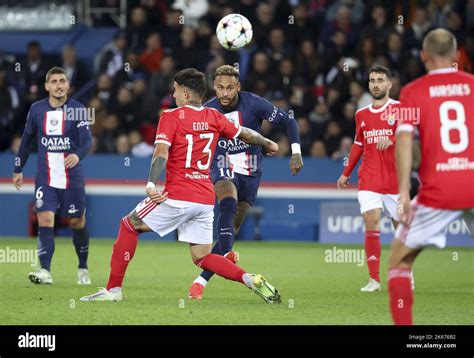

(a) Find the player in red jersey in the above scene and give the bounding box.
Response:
[337,66,413,292]
[81,68,281,303]
[388,29,474,325]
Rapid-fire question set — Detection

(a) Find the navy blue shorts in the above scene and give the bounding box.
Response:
[34,183,86,218]
[210,169,261,206]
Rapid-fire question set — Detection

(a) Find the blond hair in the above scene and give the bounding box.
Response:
[214,65,240,80]
[423,28,457,58]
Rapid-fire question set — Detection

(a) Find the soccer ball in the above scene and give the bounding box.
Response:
[216,14,253,51]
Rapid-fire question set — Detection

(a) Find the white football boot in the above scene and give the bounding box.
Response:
[77,268,91,285]
[360,278,381,292]
[80,288,122,302]
[28,268,53,285]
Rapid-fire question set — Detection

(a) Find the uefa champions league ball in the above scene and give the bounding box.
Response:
[216,13,253,51]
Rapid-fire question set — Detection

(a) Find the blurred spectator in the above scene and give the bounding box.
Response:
[126,6,153,52]
[403,7,433,55]
[310,140,327,158]
[0,70,17,150]
[276,58,295,95]
[95,74,113,106]
[98,32,127,77]
[61,45,88,95]
[172,0,208,28]
[265,28,294,66]
[295,39,323,81]
[339,102,356,137]
[321,6,358,51]
[360,5,395,50]
[331,136,353,161]
[349,80,372,109]
[428,0,453,28]
[244,52,277,92]
[326,0,365,25]
[115,134,131,155]
[253,2,275,48]
[96,114,121,153]
[144,55,175,121]
[323,121,343,156]
[275,135,290,157]
[286,3,320,45]
[385,32,408,73]
[297,117,314,156]
[110,84,140,132]
[161,9,183,50]
[21,41,50,105]
[173,26,206,71]
[139,32,164,73]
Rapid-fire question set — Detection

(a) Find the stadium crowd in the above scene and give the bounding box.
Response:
[0,0,473,160]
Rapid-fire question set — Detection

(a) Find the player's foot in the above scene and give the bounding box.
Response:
[360,278,381,292]
[224,251,239,264]
[246,274,281,304]
[77,268,91,285]
[188,282,204,299]
[80,288,122,302]
[28,268,53,285]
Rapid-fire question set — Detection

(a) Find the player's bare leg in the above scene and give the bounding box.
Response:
[190,243,281,304]
[189,179,240,299]
[80,210,152,301]
[70,214,91,284]
[28,211,55,285]
[360,208,382,292]
[387,238,422,325]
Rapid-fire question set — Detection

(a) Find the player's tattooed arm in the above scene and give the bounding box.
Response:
[238,127,279,156]
[148,155,167,184]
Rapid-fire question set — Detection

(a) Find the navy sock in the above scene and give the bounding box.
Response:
[73,226,90,269]
[38,227,54,271]
[200,197,237,282]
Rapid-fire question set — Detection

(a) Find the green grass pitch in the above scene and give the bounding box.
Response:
[1,237,473,325]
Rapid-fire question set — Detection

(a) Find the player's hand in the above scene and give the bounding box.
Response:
[64,154,80,168]
[289,153,303,176]
[146,187,168,204]
[337,174,349,189]
[13,172,23,190]
[376,139,393,151]
[398,190,411,225]
[264,140,279,156]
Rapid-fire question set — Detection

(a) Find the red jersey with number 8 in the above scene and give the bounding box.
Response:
[155,105,241,205]
[397,68,474,209]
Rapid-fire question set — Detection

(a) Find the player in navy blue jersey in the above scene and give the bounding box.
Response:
[189,65,303,299]
[13,66,93,285]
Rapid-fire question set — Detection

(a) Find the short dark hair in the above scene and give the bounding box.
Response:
[45,66,68,82]
[173,68,207,98]
[369,65,392,80]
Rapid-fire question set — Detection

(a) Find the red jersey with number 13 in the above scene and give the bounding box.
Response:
[353,99,399,194]
[155,105,241,205]
[397,68,474,209]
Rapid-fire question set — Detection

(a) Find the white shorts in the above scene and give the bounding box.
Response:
[395,198,473,249]
[134,198,214,245]
[358,190,400,220]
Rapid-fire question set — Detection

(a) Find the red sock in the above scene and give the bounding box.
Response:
[388,268,413,325]
[365,230,381,282]
[106,217,139,290]
[195,254,246,284]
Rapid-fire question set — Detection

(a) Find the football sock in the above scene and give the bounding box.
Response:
[388,268,413,325]
[365,230,381,282]
[106,217,139,290]
[200,197,237,282]
[37,226,54,271]
[72,226,90,269]
[194,254,245,284]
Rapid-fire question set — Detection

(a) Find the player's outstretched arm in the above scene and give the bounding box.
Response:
[396,131,413,224]
[145,143,169,203]
[238,127,279,156]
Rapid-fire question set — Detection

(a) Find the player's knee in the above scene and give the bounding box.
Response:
[215,179,237,201]
[37,213,54,227]
[70,217,85,230]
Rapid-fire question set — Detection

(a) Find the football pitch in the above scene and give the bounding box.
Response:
[1,238,473,325]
